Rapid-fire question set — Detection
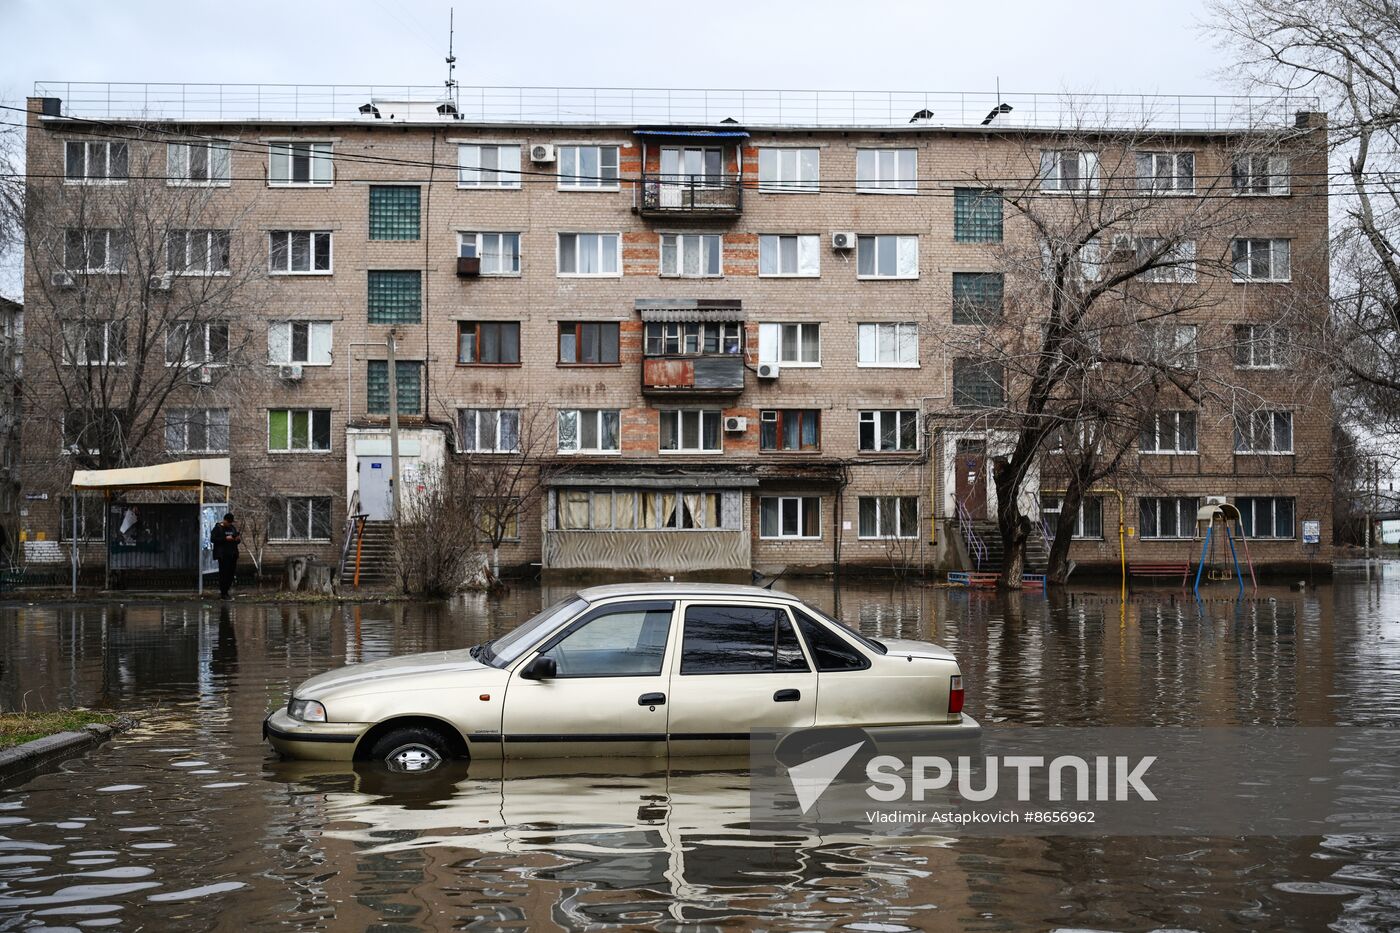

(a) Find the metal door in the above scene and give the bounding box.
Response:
[955,439,988,520]
[358,457,392,520]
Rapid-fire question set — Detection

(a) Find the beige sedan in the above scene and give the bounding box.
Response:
[264,583,978,771]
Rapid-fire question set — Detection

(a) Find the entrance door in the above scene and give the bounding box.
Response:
[358,457,392,520]
[955,439,988,520]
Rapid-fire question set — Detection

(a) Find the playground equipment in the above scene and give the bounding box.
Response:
[1191,502,1259,598]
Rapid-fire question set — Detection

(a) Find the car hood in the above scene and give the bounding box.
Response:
[296,648,492,697]
[878,638,958,663]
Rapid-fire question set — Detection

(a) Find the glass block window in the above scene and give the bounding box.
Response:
[952,358,1005,409]
[366,360,422,416]
[954,188,1003,243]
[367,271,422,324]
[368,186,420,240]
[952,273,1004,324]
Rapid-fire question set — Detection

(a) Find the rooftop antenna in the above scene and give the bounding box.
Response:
[982,76,1013,125]
[445,7,459,111]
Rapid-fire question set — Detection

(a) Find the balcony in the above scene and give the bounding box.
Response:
[642,355,745,395]
[636,175,743,219]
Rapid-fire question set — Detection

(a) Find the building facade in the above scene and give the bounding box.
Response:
[20,87,1332,580]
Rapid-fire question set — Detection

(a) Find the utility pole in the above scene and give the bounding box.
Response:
[386,328,403,523]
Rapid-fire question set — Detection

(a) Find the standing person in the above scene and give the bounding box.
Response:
[211,512,242,599]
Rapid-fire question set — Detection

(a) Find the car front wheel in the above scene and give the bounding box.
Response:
[368,727,453,774]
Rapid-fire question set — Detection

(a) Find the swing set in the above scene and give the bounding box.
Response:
[1191,502,1259,598]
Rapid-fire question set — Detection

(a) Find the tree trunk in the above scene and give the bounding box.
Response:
[1046,485,1085,585]
[993,458,1030,589]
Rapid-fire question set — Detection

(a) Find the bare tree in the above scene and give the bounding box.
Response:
[459,405,560,581]
[0,115,22,288]
[394,464,480,596]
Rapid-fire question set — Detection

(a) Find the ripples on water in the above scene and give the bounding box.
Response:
[0,574,1395,930]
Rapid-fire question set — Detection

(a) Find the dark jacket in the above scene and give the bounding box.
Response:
[211,522,241,562]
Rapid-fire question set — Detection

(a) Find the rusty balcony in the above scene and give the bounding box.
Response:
[636,174,743,219]
[642,355,745,396]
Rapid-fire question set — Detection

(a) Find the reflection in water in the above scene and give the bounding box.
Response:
[0,575,1394,929]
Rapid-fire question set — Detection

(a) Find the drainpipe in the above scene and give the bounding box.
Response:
[386,328,403,524]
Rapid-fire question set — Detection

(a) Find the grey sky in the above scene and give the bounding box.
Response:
[0,0,1235,298]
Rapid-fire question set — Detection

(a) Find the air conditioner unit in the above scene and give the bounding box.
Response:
[50,272,76,290]
[756,361,781,379]
[530,144,556,163]
[191,365,213,385]
[723,416,748,433]
[831,231,856,250]
[279,364,304,381]
[1204,495,1228,506]
[149,272,173,292]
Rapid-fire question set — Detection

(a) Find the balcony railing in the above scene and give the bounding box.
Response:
[636,175,742,217]
[642,356,745,394]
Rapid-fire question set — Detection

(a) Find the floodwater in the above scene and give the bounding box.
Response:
[0,572,1396,931]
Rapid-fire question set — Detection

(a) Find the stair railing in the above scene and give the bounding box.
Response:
[336,491,368,589]
[956,499,988,569]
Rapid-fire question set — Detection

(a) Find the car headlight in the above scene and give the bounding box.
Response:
[288,698,328,723]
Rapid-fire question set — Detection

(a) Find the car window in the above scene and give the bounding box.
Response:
[536,601,674,677]
[484,596,586,666]
[680,604,811,674]
[792,608,871,671]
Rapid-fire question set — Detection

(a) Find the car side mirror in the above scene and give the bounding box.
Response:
[520,655,557,681]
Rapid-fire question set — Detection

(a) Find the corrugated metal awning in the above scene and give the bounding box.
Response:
[634,129,749,138]
[635,298,743,323]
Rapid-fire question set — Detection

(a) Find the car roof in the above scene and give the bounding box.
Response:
[576,582,800,603]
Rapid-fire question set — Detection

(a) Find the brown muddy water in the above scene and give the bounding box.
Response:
[0,573,1396,931]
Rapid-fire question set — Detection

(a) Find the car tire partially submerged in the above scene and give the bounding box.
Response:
[369,726,456,774]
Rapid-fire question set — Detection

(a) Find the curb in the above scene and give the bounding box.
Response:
[0,723,121,789]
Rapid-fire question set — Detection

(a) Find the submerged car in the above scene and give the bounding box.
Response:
[264,583,978,770]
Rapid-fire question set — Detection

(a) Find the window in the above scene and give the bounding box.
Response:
[1233,324,1287,369]
[859,410,919,452]
[368,186,420,240]
[660,234,722,277]
[1234,410,1294,454]
[457,144,522,188]
[1040,150,1099,192]
[758,323,820,366]
[269,231,332,274]
[952,359,1005,409]
[1232,155,1290,196]
[1238,496,1295,539]
[458,321,521,365]
[760,410,820,452]
[856,148,916,192]
[758,234,820,277]
[1136,238,1198,283]
[477,498,522,542]
[645,322,742,356]
[952,273,1004,325]
[1232,238,1291,282]
[858,496,918,539]
[1140,411,1198,453]
[758,148,819,192]
[61,410,119,457]
[458,232,520,275]
[166,141,230,185]
[555,488,730,531]
[366,360,422,415]
[163,408,229,453]
[659,409,721,452]
[536,603,674,677]
[166,321,229,366]
[1138,497,1199,539]
[759,496,821,539]
[558,409,621,453]
[857,322,918,367]
[269,496,332,541]
[679,605,808,674]
[65,140,127,182]
[64,229,125,273]
[268,321,332,365]
[268,409,332,452]
[269,142,332,186]
[1141,323,1199,369]
[458,408,520,453]
[954,188,1003,243]
[558,322,619,365]
[60,496,105,541]
[367,271,422,324]
[558,233,620,275]
[1041,495,1104,539]
[62,321,126,365]
[792,608,869,671]
[1135,151,1195,193]
[558,145,620,189]
[167,229,230,275]
[660,146,724,187]
[856,235,919,279]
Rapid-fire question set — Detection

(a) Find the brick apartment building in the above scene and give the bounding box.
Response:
[19,85,1332,581]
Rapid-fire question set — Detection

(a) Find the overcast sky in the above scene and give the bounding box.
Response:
[0,0,1236,298]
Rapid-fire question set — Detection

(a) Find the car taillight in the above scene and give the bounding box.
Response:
[948,675,965,715]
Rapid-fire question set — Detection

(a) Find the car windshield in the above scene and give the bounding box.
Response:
[473,596,586,668]
[804,604,888,654]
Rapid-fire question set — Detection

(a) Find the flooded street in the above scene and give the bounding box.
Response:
[0,574,1397,931]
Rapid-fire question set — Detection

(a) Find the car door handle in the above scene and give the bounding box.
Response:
[774,689,801,703]
[638,692,666,706]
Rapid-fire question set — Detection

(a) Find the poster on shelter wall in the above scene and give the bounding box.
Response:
[200,504,227,575]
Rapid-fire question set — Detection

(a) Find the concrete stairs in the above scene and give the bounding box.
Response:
[964,520,1049,575]
[342,520,398,588]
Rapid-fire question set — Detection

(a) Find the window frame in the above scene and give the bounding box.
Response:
[557,321,620,366]
[856,322,919,368]
[165,320,229,367]
[1232,155,1291,196]
[62,320,127,366]
[1040,495,1105,540]
[164,407,230,454]
[557,232,622,277]
[166,229,231,276]
[557,145,621,191]
[1233,410,1294,455]
[758,495,823,540]
[856,234,920,280]
[457,231,521,276]
[1134,151,1196,194]
[556,408,622,455]
[267,408,333,453]
[64,228,125,274]
[1237,496,1296,539]
[644,322,743,357]
[759,409,822,453]
[1233,323,1288,369]
[758,234,821,277]
[1137,496,1200,540]
[267,141,334,187]
[268,230,333,275]
[1231,238,1292,283]
[1039,149,1100,193]
[1139,410,1199,454]
[658,409,723,454]
[166,140,231,187]
[855,148,917,193]
[858,409,920,453]
[64,139,128,184]
[659,233,723,278]
[857,496,919,540]
[456,144,523,189]
[268,320,333,366]
[757,147,820,193]
[457,321,522,366]
[269,495,333,542]
[457,408,522,454]
[758,322,821,367]
[555,488,732,531]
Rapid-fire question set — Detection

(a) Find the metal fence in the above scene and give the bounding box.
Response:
[33,82,1321,130]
